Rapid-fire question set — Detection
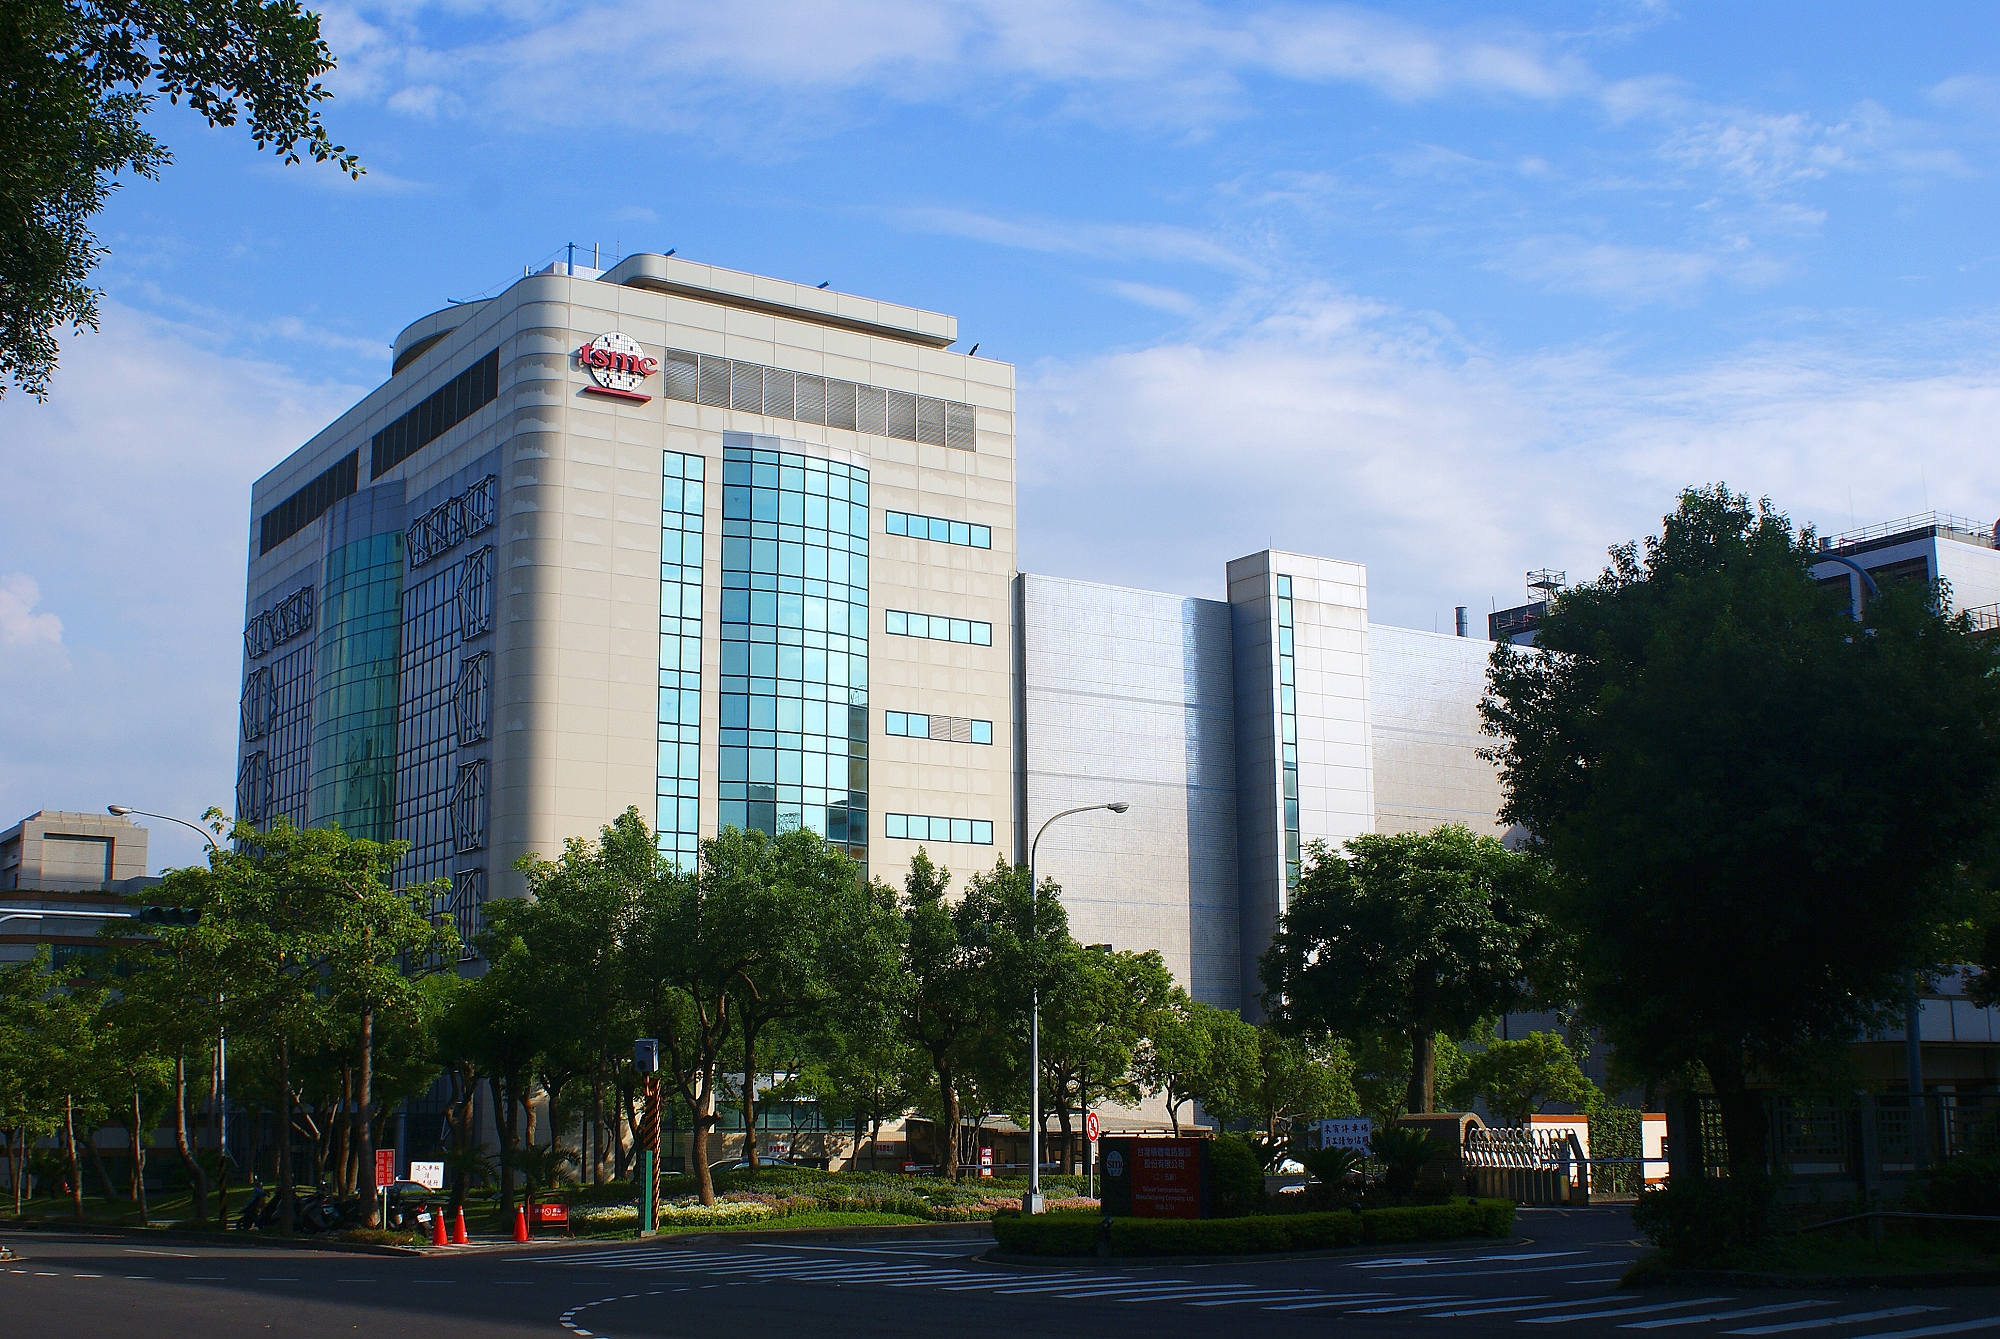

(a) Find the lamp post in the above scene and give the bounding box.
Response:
[107,807,235,1209]
[1025,801,1128,1215]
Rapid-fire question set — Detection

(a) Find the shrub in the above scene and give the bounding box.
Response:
[1631,1175,1779,1268]
[1371,1126,1435,1199]
[656,1200,776,1226]
[1209,1136,1266,1217]
[1360,1198,1512,1244]
[1302,1146,1365,1194]
[1921,1154,2000,1217]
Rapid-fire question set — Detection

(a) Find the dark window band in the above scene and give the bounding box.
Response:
[258,452,358,555]
[371,349,499,479]
[661,348,977,450]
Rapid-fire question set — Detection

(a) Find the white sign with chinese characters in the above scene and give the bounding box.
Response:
[409,1160,445,1190]
[1317,1118,1373,1152]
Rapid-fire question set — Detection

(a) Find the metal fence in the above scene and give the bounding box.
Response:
[1464,1126,1590,1204]
[1691,1092,1998,1195]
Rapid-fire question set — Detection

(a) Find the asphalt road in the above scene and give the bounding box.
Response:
[6,1208,1999,1338]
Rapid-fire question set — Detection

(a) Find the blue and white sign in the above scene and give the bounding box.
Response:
[1318,1118,1373,1151]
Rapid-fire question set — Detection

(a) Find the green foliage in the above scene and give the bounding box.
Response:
[1921,1154,2000,1217]
[1302,1145,1365,1191]
[1260,825,1571,1115]
[1370,1125,1436,1199]
[1630,1173,1781,1268]
[1589,1104,1644,1196]
[1208,1135,1266,1217]
[1249,1027,1358,1165]
[1461,1030,1599,1124]
[1134,989,1261,1134]
[0,0,360,399]
[993,1198,1514,1256]
[1483,486,2000,1176]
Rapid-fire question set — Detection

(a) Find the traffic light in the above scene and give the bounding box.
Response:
[137,905,201,927]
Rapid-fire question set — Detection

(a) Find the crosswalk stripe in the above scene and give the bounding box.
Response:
[1837,1320,2000,1339]
[1428,1298,1632,1318]
[1112,1287,1301,1302]
[1726,1307,1949,1336]
[1521,1297,1737,1325]
[1354,1251,1584,1268]
[983,1278,1188,1295]
[1048,1282,1214,1299]
[1189,1293,1374,1307]
[1266,1294,1464,1313]
[1624,1302,1837,1330]
[1397,1261,1632,1280]
[1353,1294,1544,1314]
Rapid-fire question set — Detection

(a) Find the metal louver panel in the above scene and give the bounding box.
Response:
[664,350,699,401]
[240,667,274,741]
[794,374,826,424]
[455,546,494,638]
[697,356,730,407]
[945,403,977,451]
[451,758,488,854]
[885,390,918,440]
[855,385,888,435]
[236,751,272,823]
[916,397,946,446]
[730,362,763,412]
[825,379,857,430]
[762,367,795,420]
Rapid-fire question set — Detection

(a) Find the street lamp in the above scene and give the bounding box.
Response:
[108,806,234,1201]
[1025,801,1128,1215]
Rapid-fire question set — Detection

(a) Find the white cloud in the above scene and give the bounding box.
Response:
[1015,288,2000,629]
[890,206,1262,277]
[0,304,360,873]
[1101,279,1202,314]
[327,0,1599,134]
[1502,236,1787,304]
[0,575,63,652]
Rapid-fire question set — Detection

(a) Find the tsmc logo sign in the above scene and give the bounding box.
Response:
[576,332,657,402]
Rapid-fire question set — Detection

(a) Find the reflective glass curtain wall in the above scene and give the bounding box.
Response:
[313,533,404,841]
[658,451,705,869]
[718,434,869,867]
[1276,573,1300,892]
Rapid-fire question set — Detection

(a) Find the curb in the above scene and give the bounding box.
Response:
[1629,1266,2000,1291]
[664,1221,996,1247]
[0,1220,425,1257]
[981,1235,1535,1269]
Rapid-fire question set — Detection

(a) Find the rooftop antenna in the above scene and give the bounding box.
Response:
[968,344,979,357]
[1527,569,1566,604]
[567,241,575,275]
[817,281,830,289]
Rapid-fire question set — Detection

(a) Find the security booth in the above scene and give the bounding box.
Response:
[1098,1137,1212,1219]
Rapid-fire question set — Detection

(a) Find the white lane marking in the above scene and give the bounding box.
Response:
[1355,1251,1585,1268]
[1625,1302,1838,1330]
[1396,1261,1629,1279]
[1264,1293,1465,1312]
[776,1244,975,1257]
[1189,1294,1375,1307]
[1430,1298,1630,1318]
[1050,1281,1211,1299]
[984,1278,1189,1296]
[123,1249,197,1258]
[1120,1288,1313,1303]
[123,1276,151,1280]
[1353,1293,1544,1314]
[72,1274,102,1278]
[940,1275,1111,1292]
[1523,1298,1738,1325]
[1836,1321,2000,1339]
[1726,1308,1949,1336]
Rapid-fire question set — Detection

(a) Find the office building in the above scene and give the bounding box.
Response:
[236,254,1504,1002]
[0,810,153,965]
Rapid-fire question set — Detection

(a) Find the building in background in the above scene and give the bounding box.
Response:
[0,810,153,966]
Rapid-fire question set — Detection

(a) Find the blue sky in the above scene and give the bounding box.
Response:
[6,0,2000,870]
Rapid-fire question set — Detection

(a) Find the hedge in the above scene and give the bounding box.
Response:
[992,1198,1515,1258]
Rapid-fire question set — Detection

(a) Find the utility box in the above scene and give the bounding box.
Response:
[1098,1137,1211,1219]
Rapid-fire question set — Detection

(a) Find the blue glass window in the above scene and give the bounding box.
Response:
[884,509,991,550]
[1276,574,1300,891]
[885,610,992,646]
[720,433,868,865]
[884,813,992,845]
[657,451,705,869]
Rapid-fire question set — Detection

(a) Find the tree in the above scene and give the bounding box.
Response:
[1259,824,1568,1114]
[721,826,894,1169]
[1037,944,1172,1171]
[1,0,359,399]
[1136,989,1260,1135]
[1461,1030,1598,1125]
[1481,486,2000,1179]
[1249,1027,1358,1167]
[895,850,987,1181]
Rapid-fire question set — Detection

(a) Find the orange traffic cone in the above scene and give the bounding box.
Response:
[451,1207,469,1245]
[512,1205,530,1242]
[430,1204,447,1246]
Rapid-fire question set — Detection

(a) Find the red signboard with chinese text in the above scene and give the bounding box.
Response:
[1129,1139,1205,1219]
[373,1149,396,1189]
